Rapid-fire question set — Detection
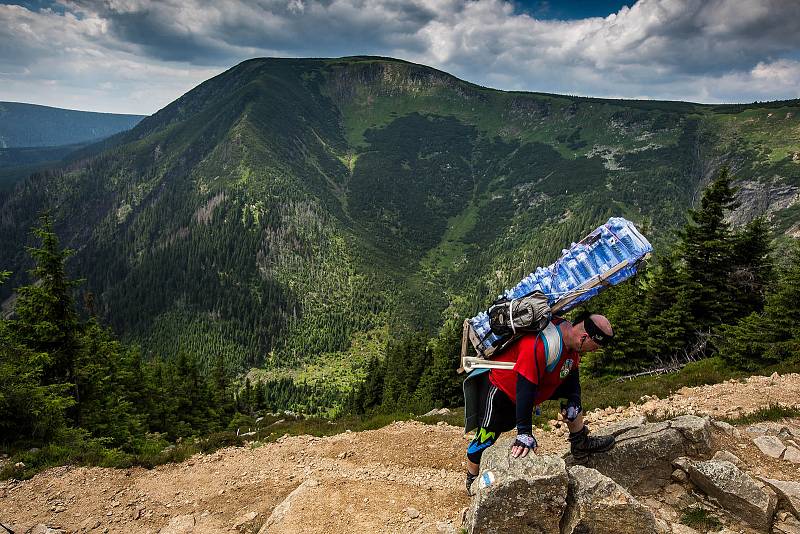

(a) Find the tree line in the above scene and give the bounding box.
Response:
[349,168,800,414]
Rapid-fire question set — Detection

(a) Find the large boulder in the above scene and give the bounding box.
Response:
[760,478,800,517]
[465,444,568,534]
[581,416,712,494]
[687,460,777,532]
[561,465,661,534]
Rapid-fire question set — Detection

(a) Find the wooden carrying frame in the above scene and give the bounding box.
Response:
[458,258,643,374]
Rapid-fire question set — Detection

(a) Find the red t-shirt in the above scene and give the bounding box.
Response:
[489,319,580,404]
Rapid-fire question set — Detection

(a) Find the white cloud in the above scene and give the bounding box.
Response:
[1,0,798,114]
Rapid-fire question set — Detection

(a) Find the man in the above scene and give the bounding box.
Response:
[465,312,615,492]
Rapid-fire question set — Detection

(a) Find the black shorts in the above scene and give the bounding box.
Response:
[466,371,581,463]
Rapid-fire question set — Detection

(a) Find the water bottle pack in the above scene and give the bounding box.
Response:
[469,217,652,354]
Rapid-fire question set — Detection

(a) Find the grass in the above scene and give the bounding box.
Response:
[580,357,743,412]
[680,507,722,531]
[721,404,800,426]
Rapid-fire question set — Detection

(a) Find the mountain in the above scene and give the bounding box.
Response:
[0,102,144,148]
[0,102,145,192]
[1,57,799,409]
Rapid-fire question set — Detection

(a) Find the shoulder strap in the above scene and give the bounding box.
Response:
[539,322,564,373]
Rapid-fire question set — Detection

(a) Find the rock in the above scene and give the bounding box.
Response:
[232,511,261,533]
[0,523,29,534]
[78,517,101,531]
[404,507,420,519]
[422,409,439,417]
[686,459,776,531]
[670,524,700,534]
[437,408,451,416]
[785,446,800,464]
[759,477,800,517]
[159,514,196,534]
[672,456,691,472]
[465,448,568,534]
[29,526,65,534]
[583,417,711,494]
[774,514,800,534]
[671,469,688,483]
[436,520,457,533]
[753,435,787,458]
[561,465,659,534]
[598,416,647,438]
[711,419,741,439]
[712,450,743,466]
[663,483,690,507]
[258,479,318,533]
[748,422,796,437]
[670,415,713,455]
[13,462,24,469]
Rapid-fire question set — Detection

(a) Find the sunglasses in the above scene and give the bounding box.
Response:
[573,312,614,347]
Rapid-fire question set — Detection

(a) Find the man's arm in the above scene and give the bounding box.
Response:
[510,335,542,458]
[515,373,537,435]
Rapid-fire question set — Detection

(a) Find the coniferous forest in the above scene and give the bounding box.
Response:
[3,168,799,478]
[2,58,800,477]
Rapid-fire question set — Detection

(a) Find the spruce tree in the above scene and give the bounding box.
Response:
[730,217,773,317]
[11,214,81,391]
[0,271,74,442]
[679,167,739,328]
[719,240,800,369]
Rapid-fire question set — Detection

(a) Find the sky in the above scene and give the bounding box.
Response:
[1,0,799,115]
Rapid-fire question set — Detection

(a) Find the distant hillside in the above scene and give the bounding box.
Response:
[0,102,144,148]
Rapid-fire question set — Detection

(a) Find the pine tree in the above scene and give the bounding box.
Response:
[11,214,81,392]
[0,271,74,442]
[730,217,773,317]
[679,167,739,328]
[719,240,800,369]
[644,256,693,363]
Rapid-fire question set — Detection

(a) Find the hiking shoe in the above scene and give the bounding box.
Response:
[466,471,479,495]
[569,425,614,463]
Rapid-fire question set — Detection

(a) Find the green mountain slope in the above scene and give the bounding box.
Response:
[1,57,799,411]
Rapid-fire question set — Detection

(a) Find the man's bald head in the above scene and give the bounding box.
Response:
[590,314,613,337]
[570,313,613,353]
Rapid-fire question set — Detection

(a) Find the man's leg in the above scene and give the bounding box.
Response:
[555,369,615,462]
[465,384,514,493]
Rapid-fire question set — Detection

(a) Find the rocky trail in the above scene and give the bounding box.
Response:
[2,372,800,534]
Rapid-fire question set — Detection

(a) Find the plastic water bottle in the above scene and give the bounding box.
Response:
[566,256,585,286]
[574,247,596,280]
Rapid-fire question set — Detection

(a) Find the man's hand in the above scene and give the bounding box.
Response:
[510,433,538,458]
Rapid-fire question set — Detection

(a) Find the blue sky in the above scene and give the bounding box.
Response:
[515,1,635,20]
[1,0,799,114]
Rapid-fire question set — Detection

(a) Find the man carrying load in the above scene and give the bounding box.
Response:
[465,312,615,492]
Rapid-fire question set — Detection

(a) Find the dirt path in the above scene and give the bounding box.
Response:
[2,372,799,533]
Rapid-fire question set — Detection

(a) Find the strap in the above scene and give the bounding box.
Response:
[509,299,516,335]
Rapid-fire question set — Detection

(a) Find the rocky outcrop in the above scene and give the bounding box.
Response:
[581,415,712,494]
[760,478,800,517]
[561,465,659,534]
[258,479,319,534]
[728,179,799,227]
[686,460,777,532]
[465,450,568,534]
[158,514,196,534]
[754,435,787,458]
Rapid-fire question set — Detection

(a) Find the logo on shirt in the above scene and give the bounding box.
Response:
[560,358,574,379]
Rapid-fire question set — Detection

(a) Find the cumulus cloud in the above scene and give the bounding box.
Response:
[1,0,799,114]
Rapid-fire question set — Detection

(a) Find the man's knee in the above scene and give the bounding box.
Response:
[466,427,498,464]
[560,398,583,422]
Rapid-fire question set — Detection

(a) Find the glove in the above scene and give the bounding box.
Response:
[511,433,538,458]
